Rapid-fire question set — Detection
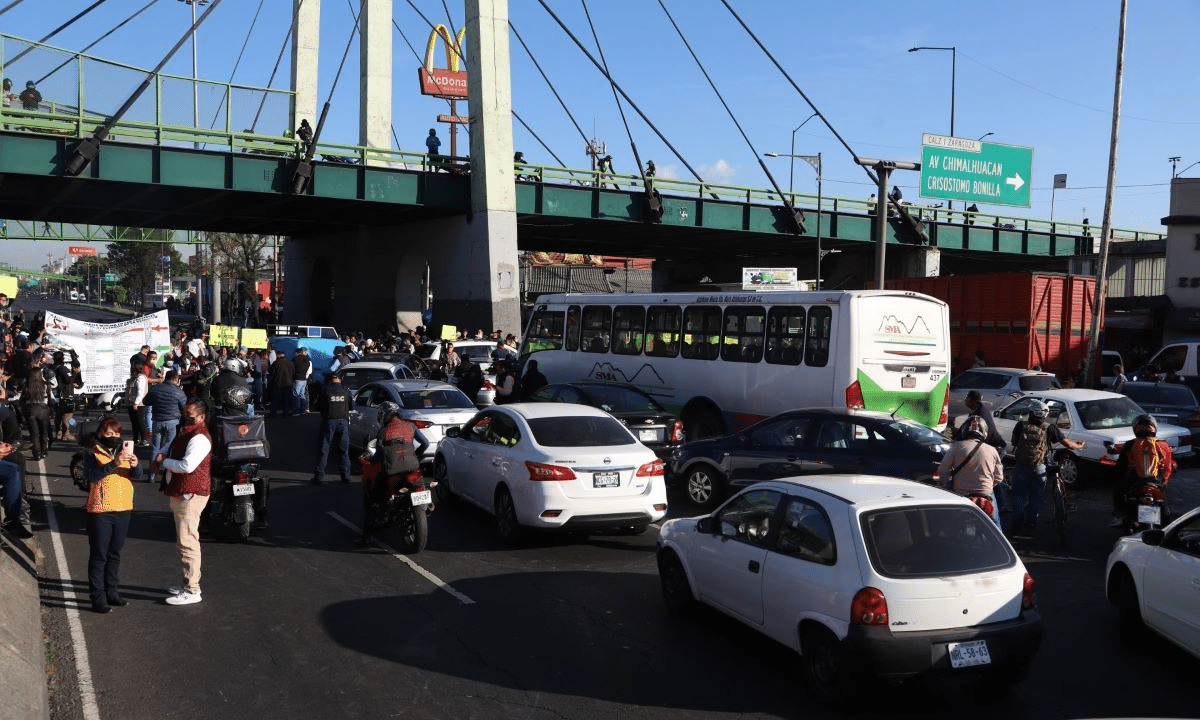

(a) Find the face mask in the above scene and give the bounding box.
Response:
[181,416,197,427]
[100,436,121,450]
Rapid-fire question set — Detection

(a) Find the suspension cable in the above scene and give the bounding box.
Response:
[658,0,801,232]
[510,22,588,147]
[203,0,267,137]
[35,0,163,85]
[248,16,294,132]
[514,110,571,168]
[400,0,467,143]
[8,0,113,66]
[580,0,644,184]
[535,0,710,189]
[0,0,31,19]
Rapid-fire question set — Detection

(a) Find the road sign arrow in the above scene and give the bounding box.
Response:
[1005,173,1025,191]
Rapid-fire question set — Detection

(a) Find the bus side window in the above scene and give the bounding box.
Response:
[612,306,646,356]
[681,306,721,360]
[565,305,581,352]
[767,306,805,366]
[581,305,612,354]
[722,307,766,363]
[522,308,566,358]
[806,306,832,367]
[646,306,681,358]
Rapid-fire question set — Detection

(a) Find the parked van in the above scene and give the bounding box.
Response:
[1135,341,1200,396]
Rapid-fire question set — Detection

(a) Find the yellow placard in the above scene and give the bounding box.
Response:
[0,276,18,298]
[241,328,268,349]
[209,324,240,347]
[440,324,457,341]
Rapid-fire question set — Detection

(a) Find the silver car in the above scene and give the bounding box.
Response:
[348,380,479,465]
[948,367,1061,416]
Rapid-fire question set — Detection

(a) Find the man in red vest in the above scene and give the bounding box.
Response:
[151,398,212,606]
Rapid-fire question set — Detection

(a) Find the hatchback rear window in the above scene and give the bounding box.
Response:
[862,506,1014,577]
[527,416,636,447]
[1018,375,1061,391]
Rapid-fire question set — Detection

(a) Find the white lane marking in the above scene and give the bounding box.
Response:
[326,511,475,605]
[36,465,103,720]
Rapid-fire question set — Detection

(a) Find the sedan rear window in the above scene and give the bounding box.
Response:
[1074,396,1144,429]
[399,389,475,410]
[581,385,664,413]
[862,506,1014,577]
[527,416,636,447]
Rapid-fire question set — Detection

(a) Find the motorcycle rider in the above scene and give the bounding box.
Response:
[357,401,429,545]
[939,415,1003,525]
[209,360,252,418]
[1110,413,1172,528]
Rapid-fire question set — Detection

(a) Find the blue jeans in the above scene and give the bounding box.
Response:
[142,405,153,441]
[292,380,309,415]
[1010,463,1047,527]
[86,510,131,607]
[314,418,351,480]
[0,459,24,524]
[151,420,178,465]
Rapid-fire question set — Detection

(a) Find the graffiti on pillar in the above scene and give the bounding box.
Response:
[419,25,468,99]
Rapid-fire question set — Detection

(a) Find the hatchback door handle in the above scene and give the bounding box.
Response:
[748,560,760,573]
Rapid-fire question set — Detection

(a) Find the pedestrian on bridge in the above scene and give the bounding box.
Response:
[18,81,40,111]
[426,128,442,171]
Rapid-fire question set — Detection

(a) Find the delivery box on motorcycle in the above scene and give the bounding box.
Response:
[213,414,270,462]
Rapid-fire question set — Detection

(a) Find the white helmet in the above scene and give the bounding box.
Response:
[1028,400,1049,419]
[223,359,241,372]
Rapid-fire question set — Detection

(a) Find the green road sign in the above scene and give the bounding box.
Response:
[919,133,1034,208]
[104,273,117,282]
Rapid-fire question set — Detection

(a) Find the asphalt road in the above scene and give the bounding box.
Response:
[30,412,1200,720]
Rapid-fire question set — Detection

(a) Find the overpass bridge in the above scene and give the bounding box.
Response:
[0,17,1164,332]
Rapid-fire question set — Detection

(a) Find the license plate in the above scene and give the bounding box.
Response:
[901,376,916,388]
[638,428,659,442]
[1137,504,1161,525]
[947,640,991,668]
[411,490,432,506]
[231,483,255,497]
[593,471,620,488]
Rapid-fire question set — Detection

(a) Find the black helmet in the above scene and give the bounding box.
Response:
[379,400,401,425]
[1133,413,1157,437]
[962,415,988,441]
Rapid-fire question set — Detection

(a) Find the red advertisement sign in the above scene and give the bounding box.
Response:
[69,245,97,256]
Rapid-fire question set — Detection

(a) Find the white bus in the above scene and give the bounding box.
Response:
[519,290,951,438]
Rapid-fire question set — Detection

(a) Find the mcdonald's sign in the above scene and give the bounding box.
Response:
[418,24,468,99]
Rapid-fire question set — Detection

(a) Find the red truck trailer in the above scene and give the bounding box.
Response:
[881,272,1100,381]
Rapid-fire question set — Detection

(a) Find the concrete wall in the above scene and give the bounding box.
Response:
[1165,178,1200,324]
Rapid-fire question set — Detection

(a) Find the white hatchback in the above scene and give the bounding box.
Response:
[657,476,1042,702]
[435,403,668,540]
[1106,505,1200,660]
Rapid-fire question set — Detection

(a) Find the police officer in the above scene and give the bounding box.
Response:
[311,373,353,484]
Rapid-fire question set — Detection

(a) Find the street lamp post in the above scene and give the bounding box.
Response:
[765,150,825,289]
[178,0,208,148]
[909,45,956,214]
[788,112,818,196]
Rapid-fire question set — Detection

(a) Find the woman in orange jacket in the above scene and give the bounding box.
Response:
[81,418,139,613]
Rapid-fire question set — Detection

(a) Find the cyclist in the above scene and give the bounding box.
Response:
[1008,400,1084,538]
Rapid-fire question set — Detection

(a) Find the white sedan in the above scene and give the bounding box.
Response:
[986,389,1193,487]
[1106,505,1200,660]
[657,476,1042,702]
[434,403,668,541]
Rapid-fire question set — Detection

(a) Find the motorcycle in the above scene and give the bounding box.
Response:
[1102,440,1173,535]
[359,449,436,553]
[201,412,271,541]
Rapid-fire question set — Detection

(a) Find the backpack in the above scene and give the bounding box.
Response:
[1128,436,1171,483]
[380,420,420,476]
[1013,421,1050,468]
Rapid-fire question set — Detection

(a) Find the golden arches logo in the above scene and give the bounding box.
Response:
[418,24,468,98]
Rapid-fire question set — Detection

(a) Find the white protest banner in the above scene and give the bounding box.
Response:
[43,310,172,394]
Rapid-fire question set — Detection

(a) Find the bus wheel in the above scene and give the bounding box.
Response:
[683,407,724,441]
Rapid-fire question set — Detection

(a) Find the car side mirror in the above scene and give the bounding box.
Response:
[1141,529,1165,547]
[695,516,717,534]
[446,426,461,439]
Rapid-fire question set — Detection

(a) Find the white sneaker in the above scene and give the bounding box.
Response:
[165,590,202,606]
[166,585,185,596]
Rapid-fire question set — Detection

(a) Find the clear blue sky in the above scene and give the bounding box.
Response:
[2,0,1196,272]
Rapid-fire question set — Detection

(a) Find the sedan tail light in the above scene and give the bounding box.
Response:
[636,459,665,477]
[1022,573,1037,610]
[850,587,888,626]
[669,420,686,443]
[525,461,576,481]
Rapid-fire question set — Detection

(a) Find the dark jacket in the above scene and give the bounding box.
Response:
[147,381,188,422]
[317,382,353,421]
[293,354,312,380]
[270,357,295,387]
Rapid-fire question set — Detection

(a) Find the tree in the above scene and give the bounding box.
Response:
[207,232,272,320]
[105,227,183,311]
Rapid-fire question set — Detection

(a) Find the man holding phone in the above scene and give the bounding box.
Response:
[151,398,212,606]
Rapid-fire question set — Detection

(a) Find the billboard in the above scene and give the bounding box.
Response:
[418,25,468,99]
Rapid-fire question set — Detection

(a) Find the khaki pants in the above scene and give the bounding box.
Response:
[170,493,208,594]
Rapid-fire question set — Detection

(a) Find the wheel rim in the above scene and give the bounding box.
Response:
[807,637,839,686]
[686,469,714,505]
[1058,456,1079,487]
[496,490,517,537]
